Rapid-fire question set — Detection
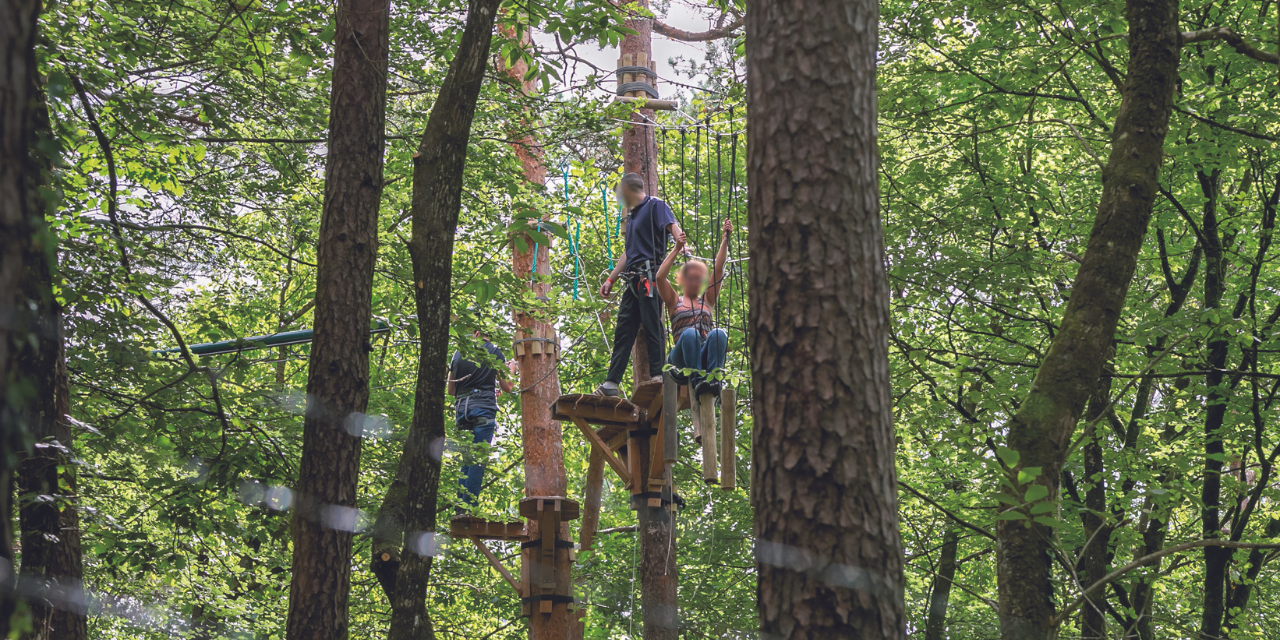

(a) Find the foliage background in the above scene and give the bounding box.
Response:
[32,0,1280,637]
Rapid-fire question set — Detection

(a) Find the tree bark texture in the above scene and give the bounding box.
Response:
[389,0,501,636]
[1,1,48,635]
[994,0,1181,636]
[284,1,389,638]
[923,526,959,640]
[746,0,906,636]
[501,27,575,640]
[620,0,657,197]
[14,84,87,640]
[1196,170,1230,640]
[1080,377,1114,640]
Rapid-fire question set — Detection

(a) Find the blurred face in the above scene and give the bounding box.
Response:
[679,261,708,296]
[616,184,644,208]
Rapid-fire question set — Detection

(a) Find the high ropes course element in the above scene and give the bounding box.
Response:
[452,51,748,637]
[154,319,392,356]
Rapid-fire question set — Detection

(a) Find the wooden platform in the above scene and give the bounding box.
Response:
[449,516,528,541]
[551,393,639,430]
[551,379,689,440]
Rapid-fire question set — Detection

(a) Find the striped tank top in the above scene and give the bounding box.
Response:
[671,296,714,338]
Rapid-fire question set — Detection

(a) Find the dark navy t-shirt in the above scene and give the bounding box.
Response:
[451,341,505,411]
[624,196,676,267]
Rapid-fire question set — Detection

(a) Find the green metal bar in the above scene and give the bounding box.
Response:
[602,187,611,263]
[156,320,391,357]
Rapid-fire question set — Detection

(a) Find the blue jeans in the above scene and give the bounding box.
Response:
[667,328,728,387]
[456,403,497,506]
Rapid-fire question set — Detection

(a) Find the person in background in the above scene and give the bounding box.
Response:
[656,218,732,395]
[597,172,686,396]
[447,330,516,513]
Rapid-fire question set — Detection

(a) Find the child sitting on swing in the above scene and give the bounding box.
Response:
[655,218,733,395]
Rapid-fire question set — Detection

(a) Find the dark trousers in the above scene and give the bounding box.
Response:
[606,278,667,383]
[455,400,497,506]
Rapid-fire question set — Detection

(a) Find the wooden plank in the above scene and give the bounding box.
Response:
[697,391,717,484]
[470,536,520,595]
[570,416,631,486]
[539,499,556,558]
[630,377,664,412]
[663,373,678,464]
[579,449,604,551]
[647,422,666,506]
[449,517,526,541]
[721,387,737,490]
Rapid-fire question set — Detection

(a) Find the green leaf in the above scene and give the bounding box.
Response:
[1023,484,1049,502]
[1017,466,1043,484]
[1030,502,1056,514]
[996,446,1020,468]
[996,510,1028,521]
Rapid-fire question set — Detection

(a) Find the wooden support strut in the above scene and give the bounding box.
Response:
[569,416,631,486]
[470,536,521,595]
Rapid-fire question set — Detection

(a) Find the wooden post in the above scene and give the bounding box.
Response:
[663,373,678,465]
[579,449,604,552]
[505,27,573,629]
[720,387,737,490]
[701,389,721,483]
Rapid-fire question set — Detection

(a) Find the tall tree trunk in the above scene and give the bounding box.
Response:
[14,81,87,640]
[1080,373,1114,640]
[994,0,1181,636]
[616,4,678,638]
[924,525,960,640]
[1,1,49,635]
[284,0,389,637]
[499,23,575,640]
[1197,169,1230,640]
[388,0,502,636]
[746,0,906,636]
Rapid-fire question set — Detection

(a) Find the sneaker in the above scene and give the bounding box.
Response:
[597,380,621,397]
[693,379,723,398]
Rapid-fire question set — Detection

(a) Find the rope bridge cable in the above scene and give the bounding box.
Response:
[679,128,687,231]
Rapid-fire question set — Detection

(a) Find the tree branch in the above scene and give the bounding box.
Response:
[653,15,744,42]
[898,481,995,541]
[1182,27,1279,65]
[1055,539,1280,625]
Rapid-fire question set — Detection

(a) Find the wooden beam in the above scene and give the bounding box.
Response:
[613,96,679,110]
[720,387,737,490]
[470,536,520,595]
[570,416,631,486]
[663,373,678,464]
